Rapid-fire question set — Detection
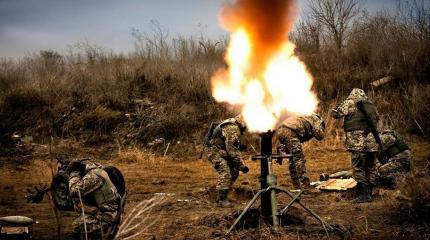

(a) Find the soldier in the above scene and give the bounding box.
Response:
[67,160,121,239]
[378,130,412,187]
[275,113,325,190]
[206,114,249,207]
[332,88,380,203]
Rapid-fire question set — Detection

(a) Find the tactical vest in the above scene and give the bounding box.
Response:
[344,100,378,132]
[91,168,119,209]
[385,132,409,158]
[210,119,237,149]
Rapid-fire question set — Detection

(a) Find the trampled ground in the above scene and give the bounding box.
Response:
[1,137,429,240]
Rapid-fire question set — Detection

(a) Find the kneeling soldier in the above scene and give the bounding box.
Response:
[206,115,249,207]
[378,130,412,187]
[67,161,120,239]
[275,113,325,190]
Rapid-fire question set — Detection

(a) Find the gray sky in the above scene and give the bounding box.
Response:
[0,0,397,58]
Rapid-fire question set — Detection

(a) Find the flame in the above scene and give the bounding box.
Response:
[211,0,318,132]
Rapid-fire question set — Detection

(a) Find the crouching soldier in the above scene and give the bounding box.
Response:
[378,130,412,187]
[274,113,325,190]
[206,115,249,207]
[67,160,121,239]
[332,88,380,203]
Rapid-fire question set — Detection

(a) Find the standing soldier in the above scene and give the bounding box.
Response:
[206,115,249,207]
[332,88,380,203]
[67,160,121,239]
[274,113,325,190]
[378,130,412,187]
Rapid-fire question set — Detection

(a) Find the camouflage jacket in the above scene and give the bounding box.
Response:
[332,89,379,152]
[69,164,119,215]
[210,123,243,162]
[278,115,325,143]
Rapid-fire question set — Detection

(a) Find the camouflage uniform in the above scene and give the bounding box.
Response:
[332,88,379,202]
[207,122,246,191]
[275,114,325,189]
[206,115,248,207]
[69,162,120,239]
[378,130,412,186]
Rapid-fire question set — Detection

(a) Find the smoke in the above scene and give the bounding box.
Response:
[219,0,298,76]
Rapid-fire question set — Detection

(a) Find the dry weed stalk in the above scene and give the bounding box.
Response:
[115,195,167,240]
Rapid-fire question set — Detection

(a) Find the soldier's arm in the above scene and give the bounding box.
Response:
[69,172,104,198]
[332,99,353,119]
[274,130,287,153]
[223,125,245,166]
[313,125,325,141]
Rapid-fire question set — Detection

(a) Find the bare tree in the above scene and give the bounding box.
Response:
[308,0,363,53]
[397,0,430,43]
[295,17,323,51]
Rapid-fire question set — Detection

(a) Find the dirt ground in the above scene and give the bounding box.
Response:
[1,137,430,240]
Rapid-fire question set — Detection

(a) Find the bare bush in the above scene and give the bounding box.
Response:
[115,195,168,240]
[308,0,363,53]
[0,4,429,155]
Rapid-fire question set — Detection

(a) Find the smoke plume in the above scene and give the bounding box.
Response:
[219,0,298,75]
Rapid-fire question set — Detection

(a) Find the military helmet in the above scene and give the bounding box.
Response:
[347,88,367,101]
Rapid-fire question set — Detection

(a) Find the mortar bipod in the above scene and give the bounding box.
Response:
[226,153,332,235]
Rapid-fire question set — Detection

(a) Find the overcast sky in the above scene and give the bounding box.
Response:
[0,0,397,58]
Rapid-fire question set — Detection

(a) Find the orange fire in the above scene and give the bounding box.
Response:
[211,0,318,132]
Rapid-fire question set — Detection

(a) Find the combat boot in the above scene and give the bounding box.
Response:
[300,178,315,194]
[217,189,232,208]
[301,178,311,189]
[352,183,367,204]
[365,185,373,202]
[291,178,301,190]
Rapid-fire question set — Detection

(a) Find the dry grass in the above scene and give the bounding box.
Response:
[0,2,429,155]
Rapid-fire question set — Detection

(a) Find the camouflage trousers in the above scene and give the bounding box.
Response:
[72,211,117,240]
[378,150,411,186]
[277,129,309,186]
[351,151,377,186]
[207,146,241,191]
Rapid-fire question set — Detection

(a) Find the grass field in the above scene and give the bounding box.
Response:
[1,0,429,239]
[1,136,429,239]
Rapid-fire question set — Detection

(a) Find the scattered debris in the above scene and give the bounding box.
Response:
[163,142,170,156]
[147,138,165,147]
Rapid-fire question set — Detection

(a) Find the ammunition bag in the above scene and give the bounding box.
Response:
[344,100,378,132]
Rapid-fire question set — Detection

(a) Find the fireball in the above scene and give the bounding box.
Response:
[211,0,318,132]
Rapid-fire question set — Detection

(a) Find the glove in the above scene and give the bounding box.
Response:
[239,165,249,174]
[66,160,86,176]
[25,186,49,203]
